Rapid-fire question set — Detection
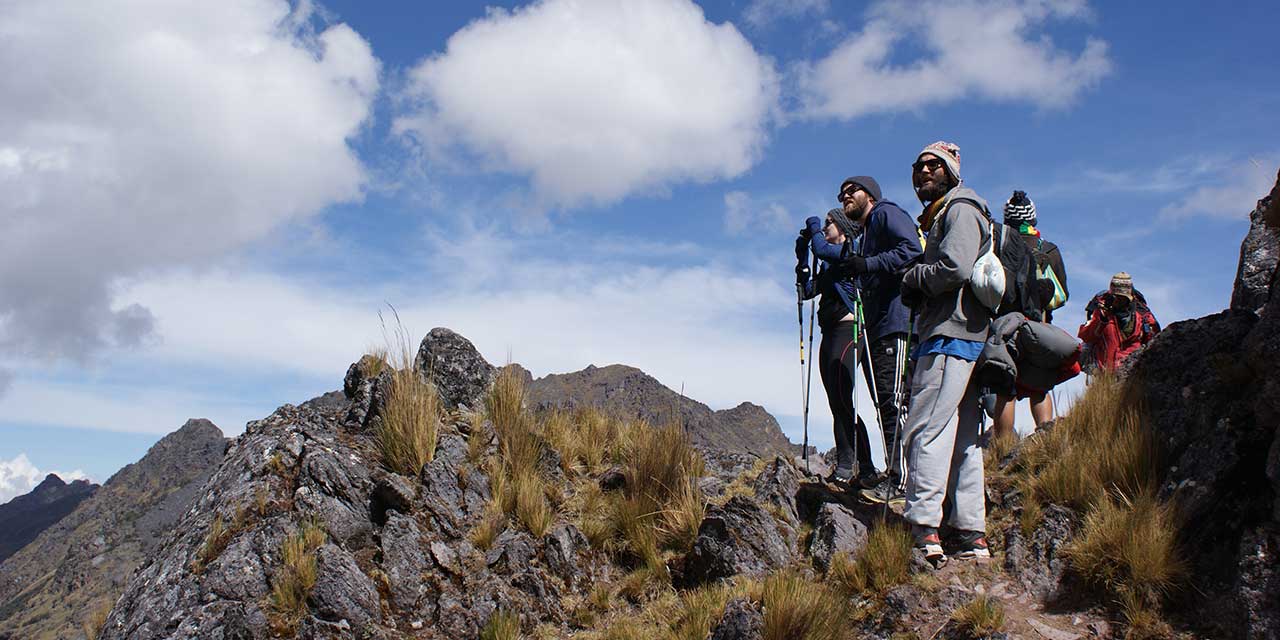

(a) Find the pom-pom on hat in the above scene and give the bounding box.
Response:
[1004,190,1037,226]
[916,141,961,181]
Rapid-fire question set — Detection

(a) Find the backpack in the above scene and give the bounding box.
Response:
[994,224,1042,319]
[1030,238,1067,312]
[942,196,1013,314]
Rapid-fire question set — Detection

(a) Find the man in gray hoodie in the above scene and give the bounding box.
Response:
[899,141,994,564]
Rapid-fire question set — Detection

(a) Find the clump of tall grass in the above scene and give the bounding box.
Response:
[191,507,250,573]
[1065,491,1185,611]
[269,521,327,634]
[950,594,1006,638]
[484,366,557,537]
[761,570,843,640]
[373,309,441,475]
[827,523,913,597]
[479,609,520,640]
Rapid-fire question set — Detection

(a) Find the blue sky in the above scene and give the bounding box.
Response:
[1,0,1276,501]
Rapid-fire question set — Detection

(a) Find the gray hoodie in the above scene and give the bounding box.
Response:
[902,185,994,344]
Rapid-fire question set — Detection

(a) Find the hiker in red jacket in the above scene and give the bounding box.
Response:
[1078,272,1160,372]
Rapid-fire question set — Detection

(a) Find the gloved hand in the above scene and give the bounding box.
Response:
[805,216,823,237]
[795,263,811,287]
[901,282,924,310]
[795,234,809,260]
[847,255,867,275]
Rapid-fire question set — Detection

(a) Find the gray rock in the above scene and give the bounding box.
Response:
[708,597,763,640]
[1234,527,1280,640]
[414,328,496,410]
[543,524,588,585]
[1003,504,1076,601]
[311,544,381,627]
[381,514,429,612]
[682,496,793,585]
[808,503,869,572]
[598,468,626,492]
[370,474,416,526]
[751,456,804,527]
[343,355,393,432]
[1232,197,1280,314]
[486,529,537,575]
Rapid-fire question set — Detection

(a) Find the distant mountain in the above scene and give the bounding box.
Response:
[0,474,97,563]
[0,419,226,640]
[521,363,797,458]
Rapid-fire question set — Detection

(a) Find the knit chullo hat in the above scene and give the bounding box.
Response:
[917,140,962,182]
[1110,272,1134,300]
[826,207,858,240]
[1004,190,1037,226]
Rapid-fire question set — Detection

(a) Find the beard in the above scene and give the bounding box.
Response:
[915,178,953,203]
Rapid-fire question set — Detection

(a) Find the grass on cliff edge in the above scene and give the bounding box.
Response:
[371,320,444,475]
[993,372,1185,625]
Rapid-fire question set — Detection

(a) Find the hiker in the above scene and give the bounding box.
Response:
[991,190,1071,438]
[826,176,922,507]
[1078,272,1160,373]
[898,141,993,563]
[797,208,890,488]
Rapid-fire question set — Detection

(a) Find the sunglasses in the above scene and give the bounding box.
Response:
[838,185,861,201]
[912,158,945,173]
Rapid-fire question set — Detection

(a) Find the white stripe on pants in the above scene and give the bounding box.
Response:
[902,352,986,532]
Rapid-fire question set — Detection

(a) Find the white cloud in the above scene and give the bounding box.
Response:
[724,191,795,236]
[1160,157,1278,222]
[743,0,829,28]
[796,0,1111,120]
[395,0,779,207]
[0,453,89,504]
[0,0,379,370]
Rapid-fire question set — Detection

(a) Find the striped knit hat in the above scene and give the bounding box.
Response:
[1004,190,1037,226]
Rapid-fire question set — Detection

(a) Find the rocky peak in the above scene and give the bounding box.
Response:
[0,419,227,640]
[0,471,98,563]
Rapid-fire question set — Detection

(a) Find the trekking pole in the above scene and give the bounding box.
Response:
[803,254,818,475]
[797,279,809,473]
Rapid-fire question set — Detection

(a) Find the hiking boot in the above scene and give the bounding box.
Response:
[825,465,854,485]
[858,477,905,507]
[856,471,887,490]
[912,525,946,563]
[950,529,990,559]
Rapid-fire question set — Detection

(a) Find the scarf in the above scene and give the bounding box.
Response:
[918,197,947,233]
[1018,223,1040,237]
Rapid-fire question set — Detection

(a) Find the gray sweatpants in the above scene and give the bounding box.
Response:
[902,352,986,532]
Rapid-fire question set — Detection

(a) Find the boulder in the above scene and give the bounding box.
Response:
[1232,193,1280,314]
[311,544,381,627]
[807,503,869,572]
[708,598,763,640]
[381,513,429,612]
[751,456,804,527]
[414,328,496,410]
[1003,504,1076,601]
[682,496,793,585]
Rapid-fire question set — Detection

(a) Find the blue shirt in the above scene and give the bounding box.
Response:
[913,336,983,362]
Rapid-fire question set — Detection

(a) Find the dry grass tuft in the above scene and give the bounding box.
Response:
[479,609,521,640]
[480,367,559,537]
[81,597,113,640]
[1066,491,1185,611]
[269,521,327,634]
[373,311,442,475]
[950,594,1006,638]
[827,523,913,596]
[191,507,251,573]
[377,366,442,475]
[470,501,508,552]
[512,466,556,537]
[1014,374,1158,512]
[761,570,843,640]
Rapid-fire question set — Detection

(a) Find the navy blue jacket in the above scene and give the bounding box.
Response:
[856,201,923,341]
[801,230,861,330]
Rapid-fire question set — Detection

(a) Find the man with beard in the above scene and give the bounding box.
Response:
[831,176,922,506]
[898,141,994,564]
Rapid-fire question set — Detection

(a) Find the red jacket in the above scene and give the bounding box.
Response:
[1078,305,1159,371]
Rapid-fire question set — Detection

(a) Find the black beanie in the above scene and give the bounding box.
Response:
[841,175,882,203]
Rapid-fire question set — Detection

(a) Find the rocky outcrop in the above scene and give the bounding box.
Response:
[0,473,97,562]
[0,419,226,640]
[1123,180,1280,639]
[1003,504,1076,602]
[415,327,495,411]
[682,496,796,585]
[524,364,795,458]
